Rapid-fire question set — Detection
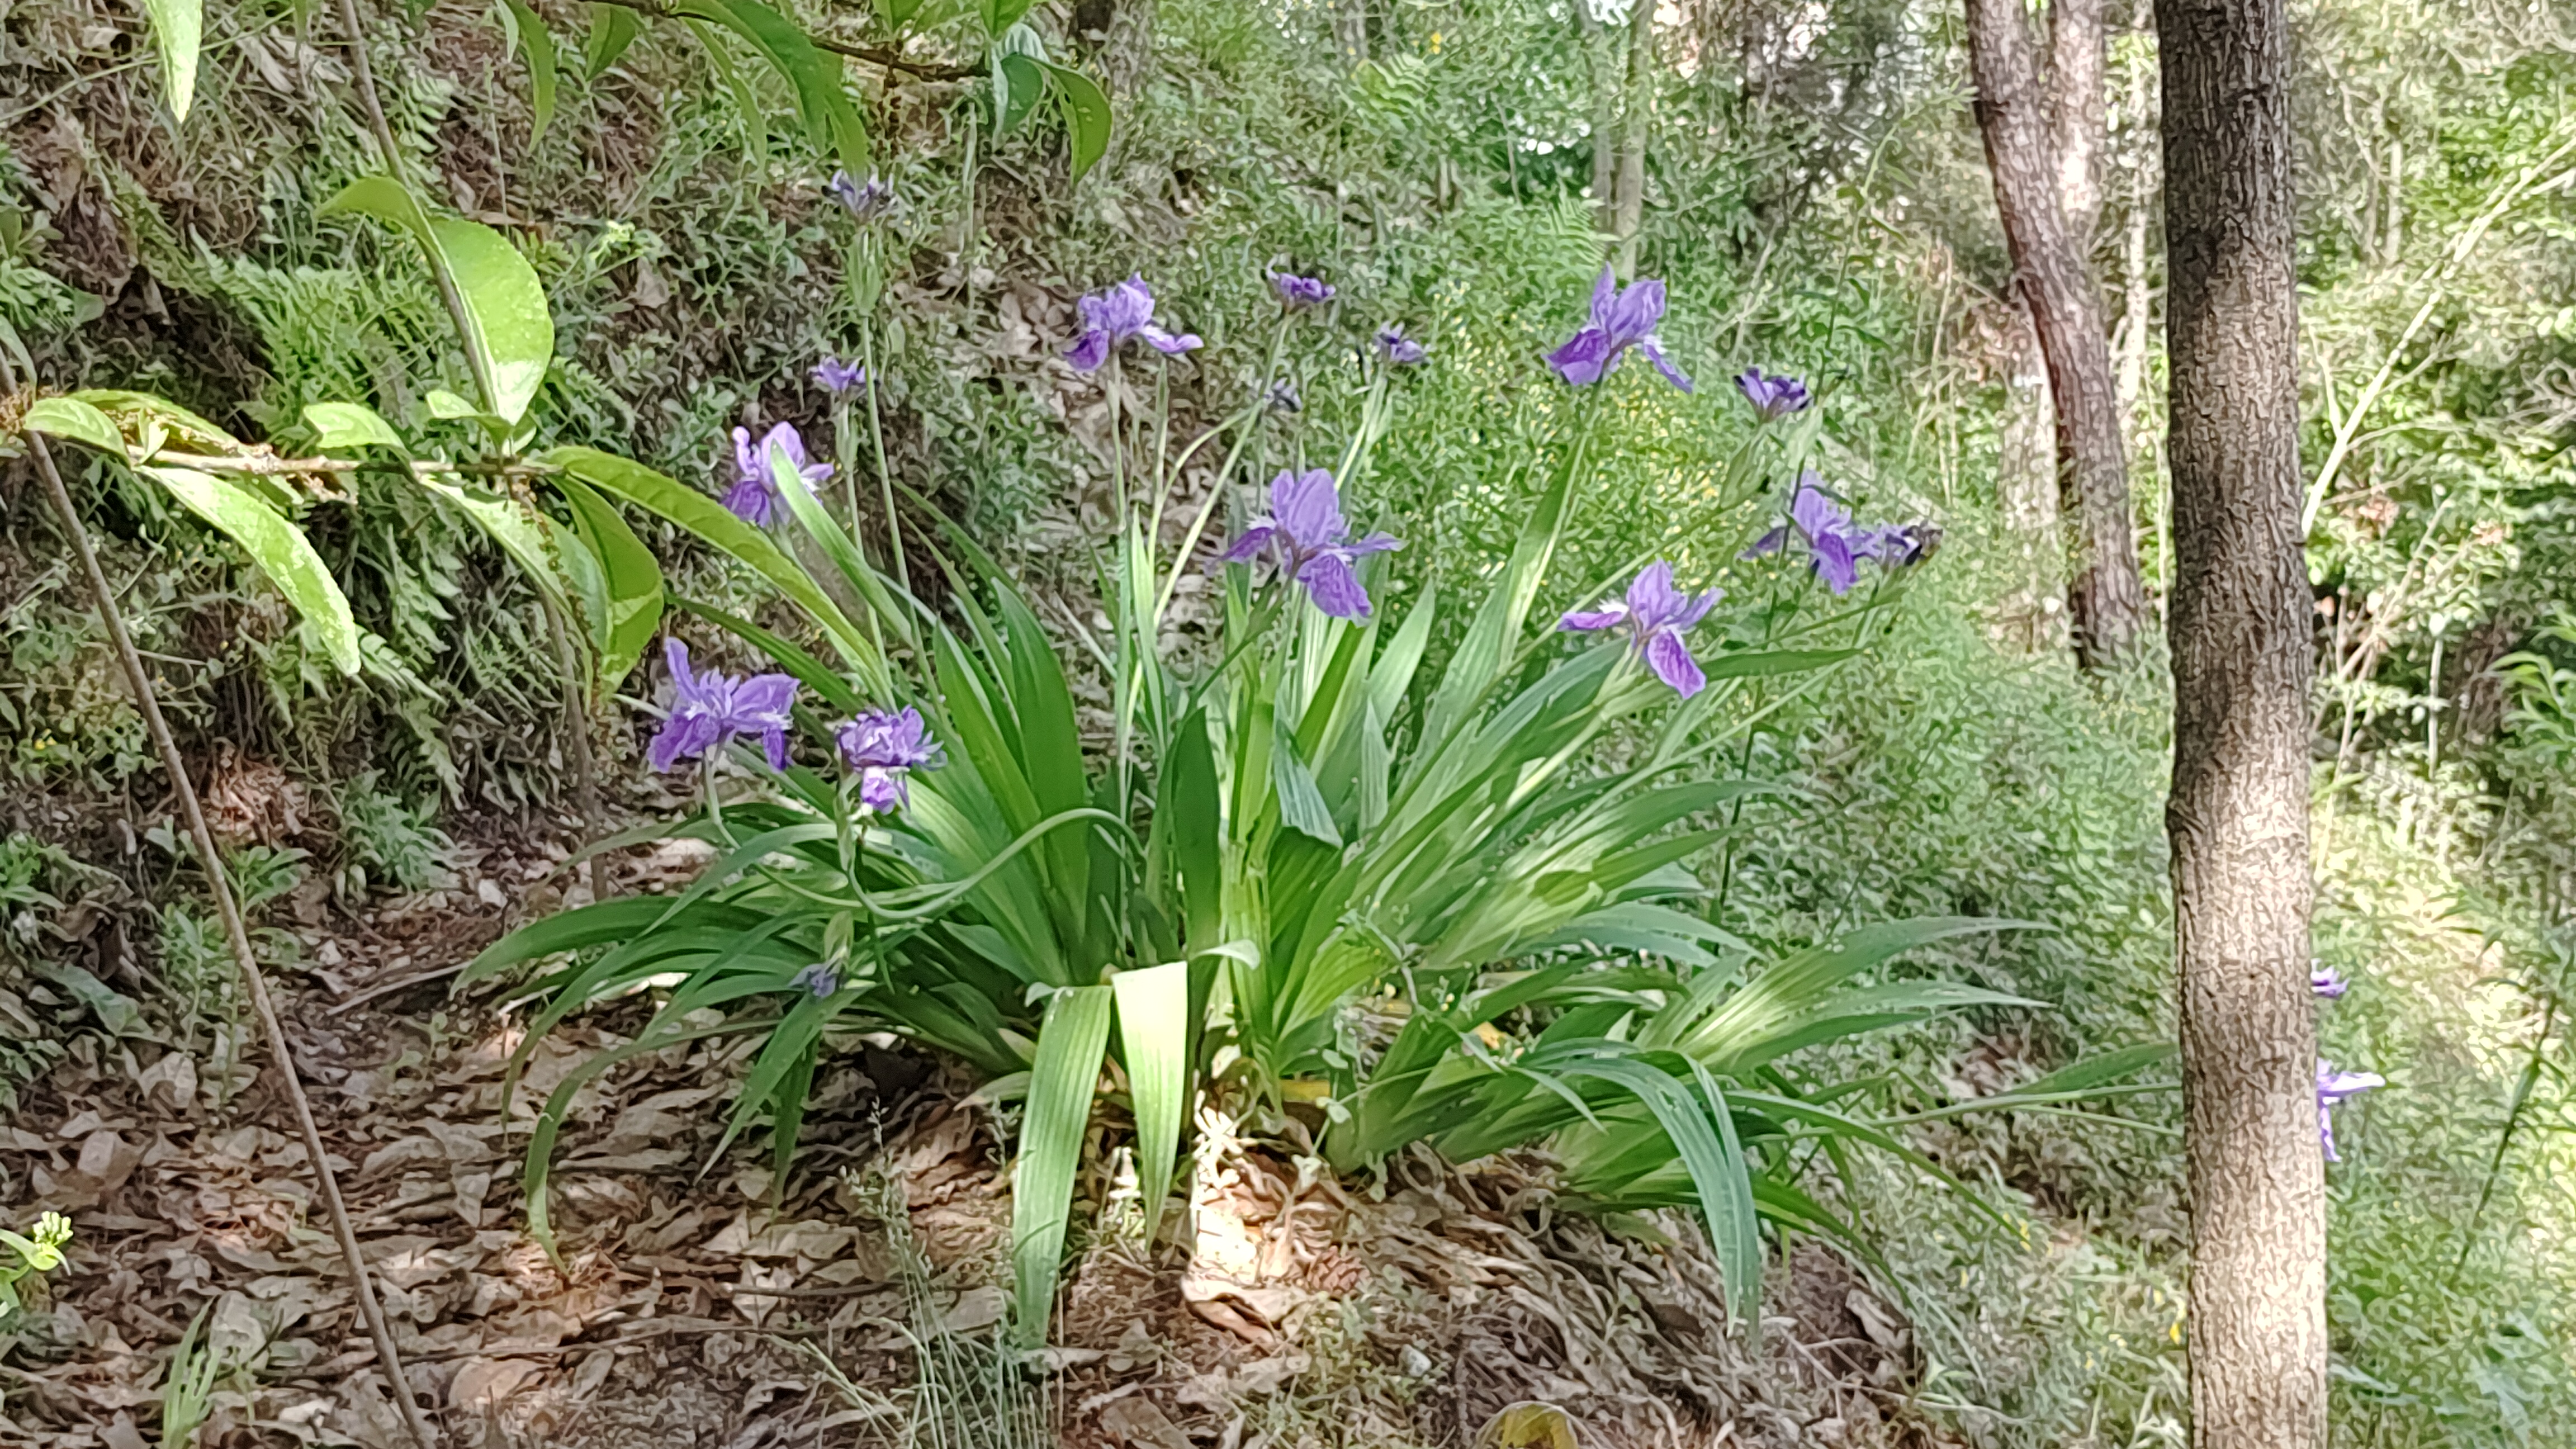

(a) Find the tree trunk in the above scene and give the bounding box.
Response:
[2116,45,2156,428]
[2049,0,2109,241]
[2159,0,2325,1443]
[1967,0,2149,667]
[1587,8,1618,232]
[2000,306,2067,653]
[1610,0,1656,269]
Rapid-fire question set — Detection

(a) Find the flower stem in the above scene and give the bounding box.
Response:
[860,320,908,597]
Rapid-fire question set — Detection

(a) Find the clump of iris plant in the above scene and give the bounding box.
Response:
[835,706,944,812]
[1222,468,1401,622]
[2316,1061,2384,1161]
[827,171,893,221]
[1067,276,1202,373]
[1560,562,1723,698]
[724,422,832,527]
[648,639,798,773]
[1545,266,1692,391]
[1270,269,1335,308]
[812,356,869,394]
[1376,325,1427,366]
[1735,367,1811,420]
[1742,473,1926,595]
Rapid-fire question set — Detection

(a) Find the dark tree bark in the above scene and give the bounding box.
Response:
[1968,0,2150,667]
[2159,0,2325,1443]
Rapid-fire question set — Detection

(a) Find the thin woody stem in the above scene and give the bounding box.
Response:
[7,358,441,1449]
[332,0,609,934]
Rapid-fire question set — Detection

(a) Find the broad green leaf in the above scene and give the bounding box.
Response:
[141,465,363,675]
[557,473,665,688]
[1112,960,1190,1236]
[547,445,883,686]
[424,389,490,422]
[413,475,576,602]
[498,0,561,141]
[1011,984,1112,1347]
[23,397,126,458]
[674,0,869,172]
[69,389,243,455]
[143,0,201,120]
[684,17,770,150]
[1044,64,1112,182]
[318,177,556,425]
[583,3,644,76]
[981,0,1036,38]
[995,52,1044,135]
[301,401,407,453]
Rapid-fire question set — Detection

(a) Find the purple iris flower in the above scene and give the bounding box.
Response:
[1734,367,1811,420]
[1376,325,1427,366]
[1066,276,1202,373]
[2311,964,2348,999]
[1266,378,1301,413]
[724,422,833,527]
[648,638,799,773]
[1560,562,1723,698]
[789,962,841,997]
[836,706,944,813]
[1543,266,1692,391]
[1270,270,1335,308]
[1743,475,1910,595]
[2316,1061,2384,1161]
[812,356,869,394]
[1221,468,1403,622]
[827,171,893,221]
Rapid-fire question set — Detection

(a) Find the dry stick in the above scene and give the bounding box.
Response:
[6,399,442,1449]
[332,0,609,899]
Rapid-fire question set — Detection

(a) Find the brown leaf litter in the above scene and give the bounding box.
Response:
[2,836,1958,1449]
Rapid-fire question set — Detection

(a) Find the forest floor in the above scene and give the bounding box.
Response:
[0,821,1949,1449]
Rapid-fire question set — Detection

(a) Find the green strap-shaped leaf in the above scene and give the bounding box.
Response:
[1112,960,1190,1238]
[582,3,644,77]
[143,0,202,121]
[140,466,363,675]
[1011,983,1112,1347]
[23,397,128,458]
[498,0,561,141]
[557,473,664,689]
[301,401,407,453]
[1563,1054,1761,1336]
[318,176,556,426]
[1044,64,1112,182]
